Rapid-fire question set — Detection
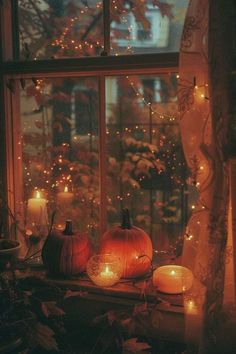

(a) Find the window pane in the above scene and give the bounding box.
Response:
[105,74,194,253]
[18,77,99,244]
[15,72,197,259]
[17,0,188,60]
[18,1,103,60]
[110,0,189,55]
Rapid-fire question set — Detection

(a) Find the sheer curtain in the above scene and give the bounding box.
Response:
[178,0,236,353]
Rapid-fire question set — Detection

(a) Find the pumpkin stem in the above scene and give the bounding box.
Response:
[63,220,74,235]
[121,208,132,229]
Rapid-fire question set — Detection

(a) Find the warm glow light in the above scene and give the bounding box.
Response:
[186,299,198,315]
[35,190,41,199]
[87,254,123,287]
[153,265,194,294]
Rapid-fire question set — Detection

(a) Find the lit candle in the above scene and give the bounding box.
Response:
[153,265,193,294]
[186,299,198,315]
[99,265,116,284]
[27,190,48,228]
[87,254,123,287]
[57,186,74,205]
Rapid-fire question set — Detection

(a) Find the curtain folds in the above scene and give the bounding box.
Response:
[178,0,235,353]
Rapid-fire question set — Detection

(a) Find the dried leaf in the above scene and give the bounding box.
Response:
[34,322,58,351]
[64,289,88,299]
[123,337,151,353]
[41,301,65,317]
[153,1,174,19]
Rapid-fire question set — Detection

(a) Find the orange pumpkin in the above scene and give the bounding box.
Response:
[42,220,92,276]
[100,209,153,278]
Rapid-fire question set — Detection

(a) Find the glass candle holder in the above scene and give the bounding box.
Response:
[152,265,194,294]
[86,254,123,287]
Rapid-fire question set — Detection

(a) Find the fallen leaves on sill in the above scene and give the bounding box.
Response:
[41,301,65,317]
[123,337,151,354]
[64,288,88,299]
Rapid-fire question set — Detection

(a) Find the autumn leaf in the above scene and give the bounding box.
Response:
[153,1,174,19]
[122,337,151,353]
[33,322,59,351]
[41,301,65,317]
[64,289,88,299]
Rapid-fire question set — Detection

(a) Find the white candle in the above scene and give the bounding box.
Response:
[153,265,193,294]
[57,186,74,205]
[27,190,48,227]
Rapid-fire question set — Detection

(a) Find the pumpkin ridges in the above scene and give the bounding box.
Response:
[42,222,91,276]
[100,209,153,278]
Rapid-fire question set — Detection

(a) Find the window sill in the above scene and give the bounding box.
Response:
[24,266,185,344]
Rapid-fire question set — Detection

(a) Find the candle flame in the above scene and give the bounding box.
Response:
[170,270,176,275]
[35,190,41,199]
[104,265,110,274]
[64,186,68,193]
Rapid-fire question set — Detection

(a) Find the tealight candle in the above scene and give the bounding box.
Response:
[87,254,123,287]
[57,186,74,205]
[27,190,48,228]
[153,265,193,294]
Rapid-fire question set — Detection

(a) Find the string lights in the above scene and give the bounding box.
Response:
[15,1,197,243]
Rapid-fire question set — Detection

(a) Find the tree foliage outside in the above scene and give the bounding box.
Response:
[14,0,192,253]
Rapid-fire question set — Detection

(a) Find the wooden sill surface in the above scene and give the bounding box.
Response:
[17,265,186,343]
[27,266,184,314]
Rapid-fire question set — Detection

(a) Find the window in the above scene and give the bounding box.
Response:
[0,0,192,260]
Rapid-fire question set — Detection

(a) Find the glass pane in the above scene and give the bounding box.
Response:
[18,0,103,60]
[105,74,195,256]
[17,76,99,247]
[110,0,189,55]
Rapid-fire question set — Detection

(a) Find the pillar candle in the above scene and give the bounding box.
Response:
[57,186,74,205]
[27,190,48,227]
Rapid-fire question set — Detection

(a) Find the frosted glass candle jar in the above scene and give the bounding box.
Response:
[86,254,123,287]
[153,265,193,294]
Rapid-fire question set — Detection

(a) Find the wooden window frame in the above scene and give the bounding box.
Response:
[0,1,179,239]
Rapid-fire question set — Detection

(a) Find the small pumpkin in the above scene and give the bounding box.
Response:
[100,209,153,278]
[42,220,92,276]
